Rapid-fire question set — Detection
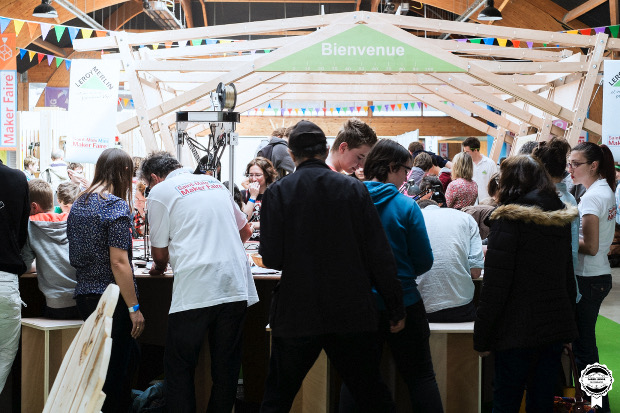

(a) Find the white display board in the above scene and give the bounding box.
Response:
[66,59,120,163]
[603,59,620,162]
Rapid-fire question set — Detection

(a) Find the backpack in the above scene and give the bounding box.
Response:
[257,140,287,162]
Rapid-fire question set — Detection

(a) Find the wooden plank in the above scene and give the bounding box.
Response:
[140,37,296,59]
[0,0,127,25]
[563,0,607,22]
[103,1,143,31]
[612,0,619,28]
[469,61,589,74]
[133,59,249,72]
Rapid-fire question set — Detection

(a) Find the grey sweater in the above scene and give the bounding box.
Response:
[21,213,77,309]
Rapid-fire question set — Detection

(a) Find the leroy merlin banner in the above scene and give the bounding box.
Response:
[66,59,120,163]
[258,25,464,73]
[603,60,620,161]
[0,33,17,150]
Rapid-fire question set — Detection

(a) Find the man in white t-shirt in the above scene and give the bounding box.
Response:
[141,151,258,413]
[462,137,498,202]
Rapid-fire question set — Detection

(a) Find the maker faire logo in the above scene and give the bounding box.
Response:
[0,37,13,62]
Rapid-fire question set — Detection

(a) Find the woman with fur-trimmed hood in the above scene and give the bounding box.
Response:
[474,155,579,413]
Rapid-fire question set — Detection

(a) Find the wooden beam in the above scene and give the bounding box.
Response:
[32,39,69,57]
[200,0,208,26]
[563,0,607,23]
[234,115,486,137]
[0,0,127,25]
[103,1,143,31]
[612,0,619,26]
[180,0,195,28]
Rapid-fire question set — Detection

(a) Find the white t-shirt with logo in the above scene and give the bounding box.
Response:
[472,155,498,202]
[576,179,617,277]
[148,169,258,314]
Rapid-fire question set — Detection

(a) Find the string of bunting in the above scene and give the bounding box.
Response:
[18,48,71,70]
[0,15,111,44]
[455,24,620,48]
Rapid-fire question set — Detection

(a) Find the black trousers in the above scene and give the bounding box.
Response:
[76,293,135,413]
[164,300,247,413]
[260,331,396,413]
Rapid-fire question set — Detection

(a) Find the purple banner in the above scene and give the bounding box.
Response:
[45,86,69,110]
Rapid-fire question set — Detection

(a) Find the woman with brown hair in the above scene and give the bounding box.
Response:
[67,148,144,413]
[242,156,278,241]
[474,155,578,412]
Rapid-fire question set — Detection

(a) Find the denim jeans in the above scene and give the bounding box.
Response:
[572,274,612,413]
[339,300,444,413]
[493,341,563,413]
[261,331,396,413]
[164,300,247,413]
[77,293,136,413]
[0,271,21,393]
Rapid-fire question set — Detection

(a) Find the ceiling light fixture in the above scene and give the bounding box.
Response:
[33,0,58,18]
[478,0,502,21]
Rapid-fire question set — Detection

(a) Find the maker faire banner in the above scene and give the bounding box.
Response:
[0,34,17,150]
[66,59,120,163]
[603,60,620,162]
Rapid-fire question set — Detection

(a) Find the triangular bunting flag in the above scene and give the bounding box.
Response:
[191,39,202,46]
[483,38,494,45]
[363,106,368,112]
[19,49,26,59]
[567,30,578,35]
[68,27,79,43]
[13,20,25,36]
[65,60,71,70]
[329,108,334,114]
[264,49,271,53]
[469,38,481,44]
[123,98,130,106]
[178,40,188,47]
[294,109,299,115]
[526,41,533,49]
[349,106,354,112]
[369,106,375,112]
[397,104,402,110]
[424,103,427,108]
[273,108,278,115]
[314,108,319,115]
[356,106,362,112]
[543,43,547,47]
[55,57,64,68]
[377,106,382,112]
[594,27,606,34]
[95,30,107,37]
[81,28,93,39]
[579,29,592,35]
[46,54,54,65]
[27,22,39,38]
[0,17,9,34]
[610,25,620,38]
[302,108,307,115]
[220,40,232,44]
[456,39,467,42]
[37,53,45,64]
[281,108,285,116]
[322,108,327,114]
[497,38,508,47]
[288,108,292,114]
[417,102,422,109]
[28,51,36,62]
[403,103,409,110]
[54,25,66,42]
[267,103,271,109]
[390,104,395,111]
[152,44,159,50]
[117,98,122,106]
[40,23,51,40]
[164,41,172,48]
[205,39,217,45]
[336,108,341,114]
[512,40,521,48]
[260,108,265,115]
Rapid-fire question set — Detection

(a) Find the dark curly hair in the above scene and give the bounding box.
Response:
[139,151,181,186]
[245,157,278,186]
[533,137,571,179]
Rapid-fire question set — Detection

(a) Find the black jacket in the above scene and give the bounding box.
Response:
[474,189,579,352]
[0,162,30,275]
[259,158,405,337]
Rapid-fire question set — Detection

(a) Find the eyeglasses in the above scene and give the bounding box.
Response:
[245,173,264,178]
[566,160,590,170]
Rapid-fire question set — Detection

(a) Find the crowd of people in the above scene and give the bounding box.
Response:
[0,118,615,413]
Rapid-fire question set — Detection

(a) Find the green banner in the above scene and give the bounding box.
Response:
[258,25,464,73]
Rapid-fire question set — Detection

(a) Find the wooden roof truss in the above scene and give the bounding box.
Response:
[73,11,616,160]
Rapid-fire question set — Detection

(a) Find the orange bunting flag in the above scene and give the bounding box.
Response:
[27,22,39,38]
[95,30,107,37]
[164,41,172,49]
[512,40,521,48]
